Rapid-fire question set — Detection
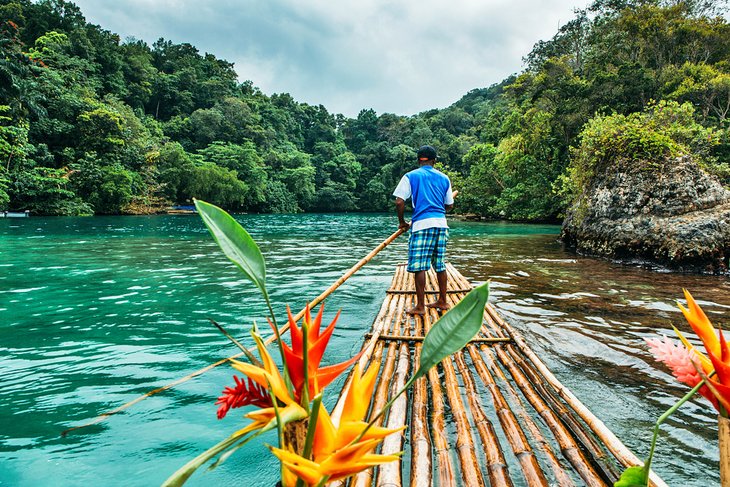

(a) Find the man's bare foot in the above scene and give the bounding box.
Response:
[426,301,451,310]
[406,306,426,316]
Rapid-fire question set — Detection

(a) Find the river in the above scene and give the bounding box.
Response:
[1,214,728,486]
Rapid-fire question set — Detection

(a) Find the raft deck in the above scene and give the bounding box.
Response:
[330,263,665,487]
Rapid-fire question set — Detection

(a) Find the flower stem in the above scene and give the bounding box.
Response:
[301,320,310,413]
[642,379,707,484]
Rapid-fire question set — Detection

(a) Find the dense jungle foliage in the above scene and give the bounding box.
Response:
[1,0,728,218]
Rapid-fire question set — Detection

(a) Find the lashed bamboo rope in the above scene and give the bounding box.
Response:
[485,305,669,487]
[62,228,406,436]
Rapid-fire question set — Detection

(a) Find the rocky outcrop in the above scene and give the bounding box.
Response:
[561,156,730,274]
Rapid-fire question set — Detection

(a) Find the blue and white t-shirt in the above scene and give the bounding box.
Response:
[392,165,453,232]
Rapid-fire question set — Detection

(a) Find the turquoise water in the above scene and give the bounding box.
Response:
[1,214,728,486]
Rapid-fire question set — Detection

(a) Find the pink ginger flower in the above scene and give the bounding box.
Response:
[645,336,719,409]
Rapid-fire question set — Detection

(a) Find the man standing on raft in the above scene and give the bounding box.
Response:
[393,145,455,316]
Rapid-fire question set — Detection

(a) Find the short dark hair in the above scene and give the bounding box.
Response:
[417,145,437,161]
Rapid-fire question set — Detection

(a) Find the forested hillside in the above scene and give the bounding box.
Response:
[1,0,728,218]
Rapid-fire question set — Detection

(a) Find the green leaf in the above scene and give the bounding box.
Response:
[614,465,648,487]
[194,199,266,294]
[161,429,256,487]
[413,282,489,380]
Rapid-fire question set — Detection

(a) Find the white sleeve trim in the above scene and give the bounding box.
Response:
[444,183,454,205]
[393,175,411,201]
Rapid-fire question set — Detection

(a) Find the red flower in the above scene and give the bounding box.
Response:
[215,375,272,419]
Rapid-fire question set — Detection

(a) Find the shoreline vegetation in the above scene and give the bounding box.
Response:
[2,0,729,218]
[1,0,728,270]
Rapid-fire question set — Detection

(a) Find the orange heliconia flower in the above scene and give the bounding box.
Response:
[228,331,307,435]
[675,291,730,413]
[275,304,362,402]
[271,361,402,486]
[679,289,720,358]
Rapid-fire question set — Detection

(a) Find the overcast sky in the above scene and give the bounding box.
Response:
[73,0,591,117]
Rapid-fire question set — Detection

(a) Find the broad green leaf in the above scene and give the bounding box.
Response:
[614,465,648,487]
[194,199,266,294]
[161,428,255,487]
[413,282,489,380]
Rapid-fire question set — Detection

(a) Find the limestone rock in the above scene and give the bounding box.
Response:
[561,156,730,274]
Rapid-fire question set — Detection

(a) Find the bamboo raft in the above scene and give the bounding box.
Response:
[328,263,667,487]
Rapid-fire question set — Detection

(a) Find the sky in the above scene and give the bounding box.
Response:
[72,0,592,118]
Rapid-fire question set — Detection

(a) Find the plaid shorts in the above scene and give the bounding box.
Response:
[407,227,449,273]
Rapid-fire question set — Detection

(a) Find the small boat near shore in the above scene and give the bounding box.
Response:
[164,205,197,215]
[0,210,30,218]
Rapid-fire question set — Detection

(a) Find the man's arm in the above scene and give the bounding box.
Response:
[395,197,409,230]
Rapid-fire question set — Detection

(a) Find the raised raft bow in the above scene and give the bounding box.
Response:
[327,263,667,487]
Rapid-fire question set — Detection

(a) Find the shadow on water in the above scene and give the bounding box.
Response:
[0,214,727,486]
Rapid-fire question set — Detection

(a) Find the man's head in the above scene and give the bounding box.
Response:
[417,145,437,165]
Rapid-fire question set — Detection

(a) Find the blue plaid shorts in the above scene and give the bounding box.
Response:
[407,227,449,273]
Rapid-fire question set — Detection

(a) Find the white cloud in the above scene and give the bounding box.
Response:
[73,0,590,117]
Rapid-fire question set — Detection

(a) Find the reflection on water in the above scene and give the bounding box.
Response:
[0,215,727,486]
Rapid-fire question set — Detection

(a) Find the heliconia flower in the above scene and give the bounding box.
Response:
[274,304,362,402]
[230,330,294,406]
[271,361,402,487]
[679,289,720,358]
[645,336,718,409]
[674,292,730,414]
[215,375,272,419]
[226,330,307,434]
[704,328,730,413]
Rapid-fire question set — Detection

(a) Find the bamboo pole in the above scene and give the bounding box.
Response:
[480,298,607,484]
[409,315,432,486]
[486,304,668,487]
[422,299,456,486]
[481,344,576,487]
[455,349,513,487]
[351,342,399,487]
[62,227,406,436]
[468,345,549,486]
[493,345,605,486]
[377,342,410,486]
[440,351,486,486]
[377,290,410,486]
[504,345,619,482]
[721,415,730,487]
